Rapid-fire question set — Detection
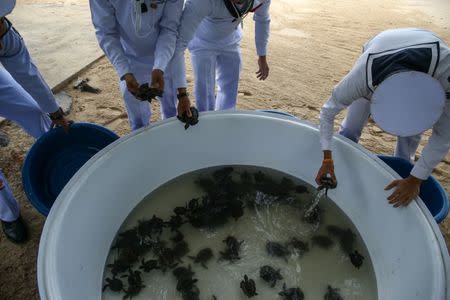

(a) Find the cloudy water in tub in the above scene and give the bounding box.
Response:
[102,166,377,300]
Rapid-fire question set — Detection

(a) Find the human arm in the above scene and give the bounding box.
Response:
[89,0,131,79]
[151,0,184,90]
[385,98,450,207]
[316,56,370,185]
[254,0,270,80]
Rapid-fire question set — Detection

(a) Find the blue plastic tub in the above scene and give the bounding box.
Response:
[378,155,449,223]
[22,123,119,216]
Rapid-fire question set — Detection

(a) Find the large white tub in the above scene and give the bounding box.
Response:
[38,111,449,300]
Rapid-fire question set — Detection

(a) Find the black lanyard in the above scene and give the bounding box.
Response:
[223,0,254,21]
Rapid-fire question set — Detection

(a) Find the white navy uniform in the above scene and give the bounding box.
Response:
[167,0,271,111]
[320,28,450,180]
[0,19,56,137]
[90,0,183,130]
[0,16,64,222]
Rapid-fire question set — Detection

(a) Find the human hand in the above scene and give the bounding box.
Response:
[177,95,192,118]
[49,108,72,133]
[256,56,269,80]
[315,158,337,187]
[123,73,140,98]
[385,175,421,208]
[150,69,165,92]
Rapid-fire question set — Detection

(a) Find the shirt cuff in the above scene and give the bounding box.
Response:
[46,101,61,115]
[116,61,132,80]
[174,75,187,90]
[256,45,267,57]
[320,137,332,151]
[410,162,431,180]
[153,59,167,73]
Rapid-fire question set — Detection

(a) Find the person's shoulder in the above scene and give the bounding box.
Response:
[366,28,443,51]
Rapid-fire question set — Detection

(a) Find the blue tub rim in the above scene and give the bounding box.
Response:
[22,122,120,216]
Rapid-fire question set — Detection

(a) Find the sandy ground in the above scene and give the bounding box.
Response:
[9,0,103,89]
[0,0,449,299]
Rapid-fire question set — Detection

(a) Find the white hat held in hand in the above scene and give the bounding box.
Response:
[371,71,446,137]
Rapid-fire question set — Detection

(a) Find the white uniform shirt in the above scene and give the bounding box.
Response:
[166,0,271,89]
[320,28,450,180]
[89,0,183,78]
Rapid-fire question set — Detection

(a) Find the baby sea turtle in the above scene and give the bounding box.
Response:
[279,177,295,193]
[176,277,199,293]
[158,247,179,272]
[259,265,283,287]
[240,275,258,298]
[224,236,242,249]
[254,171,266,183]
[189,248,214,269]
[102,275,124,293]
[112,228,140,253]
[288,237,309,257]
[134,83,163,103]
[229,199,244,221]
[212,166,234,182]
[173,240,190,262]
[349,250,365,269]
[266,241,290,262]
[177,107,199,130]
[311,235,335,250]
[139,258,159,273]
[181,286,201,300]
[150,238,167,256]
[107,257,132,276]
[326,225,356,254]
[166,214,185,232]
[121,269,145,299]
[295,185,308,194]
[173,265,199,300]
[73,78,101,94]
[174,206,189,216]
[171,230,184,243]
[220,236,243,262]
[303,205,323,225]
[173,265,195,281]
[172,264,200,300]
[324,285,343,300]
[137,215,164,237]
[240,171,253,184]
[279,283,304,300]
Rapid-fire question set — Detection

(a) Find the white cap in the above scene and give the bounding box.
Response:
[371,71,445,137]
[0,0,16,17]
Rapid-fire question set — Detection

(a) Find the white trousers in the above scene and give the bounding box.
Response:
[0,67,51,138]
[0,68,51,221]
[119,61,177,131]
[189,46,242,112]
[0,23,56,221]
[340,97,421,162]
[0,22,59,115]
[0,171,19,222]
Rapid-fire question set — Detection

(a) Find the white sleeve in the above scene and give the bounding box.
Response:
[171,0,212,89]
[153,0,184,72]
[89,0,131,79]
[411,99,450,179]
[253,0,270,57]
[319,55,370,150]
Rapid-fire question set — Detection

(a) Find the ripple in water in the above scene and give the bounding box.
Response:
[102,166,377,300]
